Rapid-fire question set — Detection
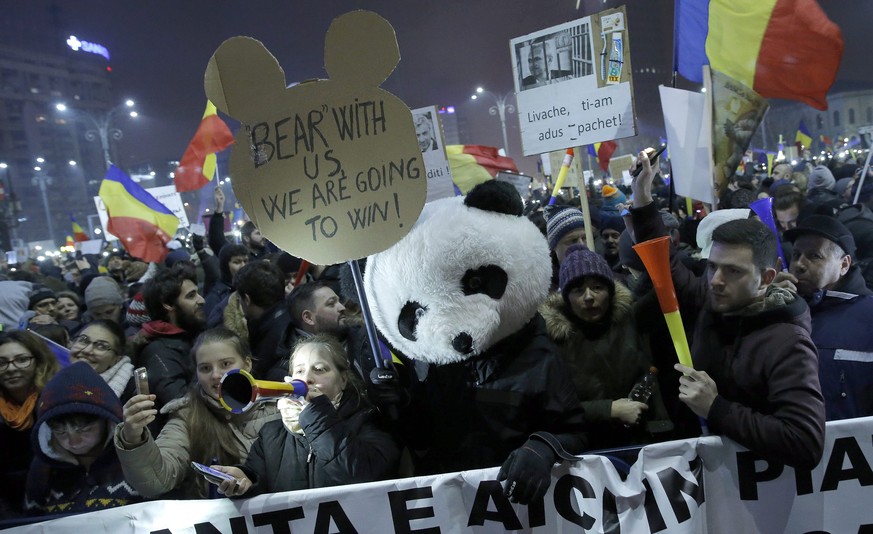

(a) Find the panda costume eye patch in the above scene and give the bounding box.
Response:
[461,265,508,299]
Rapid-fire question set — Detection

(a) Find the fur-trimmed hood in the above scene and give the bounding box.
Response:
[540,282,634,341]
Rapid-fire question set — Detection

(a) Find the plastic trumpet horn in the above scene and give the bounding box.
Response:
[632,236,694,369]
[219,369,308,414]
[749,196,788,270]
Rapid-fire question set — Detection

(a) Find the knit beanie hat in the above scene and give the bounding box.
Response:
[599,214,625,234]
[28,285,57,310]
[559,244,615,303]
[32,361,123,459]
[544,204,585,250]
[165,248,191,268]
[84,276,124,310]
[808,165,836,191]
[125,291,151,327]
[602,184,627,204]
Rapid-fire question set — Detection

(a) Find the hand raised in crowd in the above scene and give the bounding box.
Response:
[675,364,718,418]
[214,185,226,213]
[121,394,158,446]
[28,314,57,326]
[629,148,659,208]
[772,271,799,293]
[611,398,649,425]
[212,466,252,497]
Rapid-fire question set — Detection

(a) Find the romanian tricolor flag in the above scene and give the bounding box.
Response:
[820,134,833,151]
[446,145,518,195]
[675,0,843,110]
[173,101,235,193]
[795,120,813,151]
[71,214,89,242]
[587,141,617,172]
[99,165,179,263]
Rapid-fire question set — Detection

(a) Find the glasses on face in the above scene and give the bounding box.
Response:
[70,334,115,354]
[0,356,35,372]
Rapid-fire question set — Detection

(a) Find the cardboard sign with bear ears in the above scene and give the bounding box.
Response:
[204,11,427,264]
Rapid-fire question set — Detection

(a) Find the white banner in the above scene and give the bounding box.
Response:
[93,186,189,242]
[660,85,714,204]
[11,417,873,533]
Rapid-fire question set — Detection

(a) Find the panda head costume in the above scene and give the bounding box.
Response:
[363,180,551,365]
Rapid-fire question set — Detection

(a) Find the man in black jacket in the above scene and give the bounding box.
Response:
[235,261,292,379]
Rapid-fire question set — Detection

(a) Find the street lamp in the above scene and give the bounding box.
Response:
[31,158,55,244]
[470,87,516,154]
[55,99,138,170]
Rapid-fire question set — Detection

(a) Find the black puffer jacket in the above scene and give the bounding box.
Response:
[240,386,399,495]
[404,315,588,475]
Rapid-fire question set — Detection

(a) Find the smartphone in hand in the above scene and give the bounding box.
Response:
[134,367,149,396]
[191,462,235,485]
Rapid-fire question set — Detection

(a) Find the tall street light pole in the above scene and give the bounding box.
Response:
[0,162,22,243]
[56,99,138,171]
[471,87,516,155]
[32,158,55,245]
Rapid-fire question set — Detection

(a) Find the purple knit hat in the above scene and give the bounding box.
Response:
[559,244,615,302]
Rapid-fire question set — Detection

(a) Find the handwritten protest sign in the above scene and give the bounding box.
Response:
[204,11,427,265]
[511,7,636,156]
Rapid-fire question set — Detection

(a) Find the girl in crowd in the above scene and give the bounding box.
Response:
[25,362,139,514]
[214,335,399,497]
[69,320,134,404]
[0,331,60,517]
[540,244,673,449]
[55,291,83,333]
[115,327,279,499]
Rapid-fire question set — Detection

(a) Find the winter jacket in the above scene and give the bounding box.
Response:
[135,320,196,408]
[403,315,588,475]
[0,411,36,518]
[540,285,673,449]
[808,266,873,421]
[114,392,279,499]
[25,362,139,515]
[631,202,825,469]
[205,280,233,329]
[248,302,293,379]
[239,386,399,496]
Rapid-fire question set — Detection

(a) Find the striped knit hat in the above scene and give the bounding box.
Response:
[544,205,585,251]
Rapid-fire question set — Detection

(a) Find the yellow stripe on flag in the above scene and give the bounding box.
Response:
[706,0,778,88]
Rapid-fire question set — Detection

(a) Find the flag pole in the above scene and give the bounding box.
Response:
[854,148,872,205]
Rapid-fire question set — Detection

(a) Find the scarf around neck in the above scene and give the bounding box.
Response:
[101,355,135,397]
[0,390,38,430]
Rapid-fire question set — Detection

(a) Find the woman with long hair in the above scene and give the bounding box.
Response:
[0,331,60,517]
[69,319,134,404]
[115,327,279,499]
[213,334,399,497]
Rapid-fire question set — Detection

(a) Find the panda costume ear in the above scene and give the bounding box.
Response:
[464,181,524,216]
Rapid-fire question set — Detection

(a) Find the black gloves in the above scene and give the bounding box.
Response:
[192,234,205,252]
[497,438,557,504]
[368,366,407,409]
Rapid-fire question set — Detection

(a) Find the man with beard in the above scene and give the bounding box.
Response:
[208,186,275,261]
[235,260,292,379]
[139,266,205,411]
[776,215,873,420]
[629,148,825,469]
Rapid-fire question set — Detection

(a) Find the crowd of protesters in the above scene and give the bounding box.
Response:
[1,152,872,521]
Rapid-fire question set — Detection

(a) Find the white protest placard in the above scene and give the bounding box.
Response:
[93,185,189,242]
[660,85,715,204]
[205,12,427,265]
[412,105,455,203]
[511,7,636,156]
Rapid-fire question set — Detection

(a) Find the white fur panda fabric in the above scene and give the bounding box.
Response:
[363,185,551,365]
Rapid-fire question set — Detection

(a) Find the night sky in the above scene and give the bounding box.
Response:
[3,0,871,177]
